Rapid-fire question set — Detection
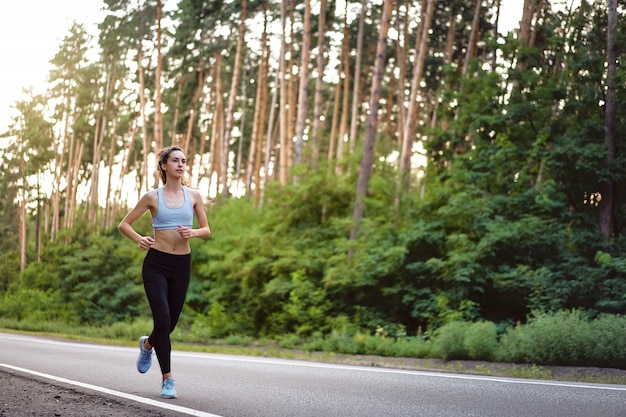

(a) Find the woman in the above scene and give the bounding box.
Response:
[118,146,211,398]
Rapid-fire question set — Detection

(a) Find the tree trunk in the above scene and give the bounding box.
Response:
[19,195,27,272]
[211,53,224,195]
[235,59,248,189]
[114,120,137,215]
[171,74,184,146]
[397,0,434,203]
[519,0,535,47]
[335,14,351,174]
[310,0,327,169]
[184,66,205,156]
[349,0,367,155]
[278,0,289,185]
[137,45,150,194]
[327,76,341,171]
[88,72,112,225]
[350,0,394,246]
[51,91,72,240]
[286,0,297,174]
[188,69,208,186]
[153,0,164,156]
[220,0,247,196]
[528,0,544,49]
[66,139,84,230]
[195,111,210,188]
[260,56,279,207]
[294,0,312,166]
[63,128,77,230]
[103,118,119,229]
[517,0,539,74]
[246,0,270,197]
[600,0,617,242]
[395,0,411,150]
[462,0,481,76]
[491,0,501,71]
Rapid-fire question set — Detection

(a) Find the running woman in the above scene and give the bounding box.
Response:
[118,146,211,398]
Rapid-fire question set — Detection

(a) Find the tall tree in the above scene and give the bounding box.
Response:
[101,0,159,195]
[210,53,225,195]
[85,62,109,227]
[335,7,351,174]
[310,0,328,169]
[220,0,248,196]
[350,0,394,246]
[278,0,290,185]
[397,0,434,201]
[294,0,312,166]
[148,0,165,189]
[348,0,367,155]
[461,0,482,76]
[600,0,617,242]
[246,0,270,198]
[8,94,54,270]
[47,23,92,240]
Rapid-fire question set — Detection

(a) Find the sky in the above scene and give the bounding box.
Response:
[0,0,107,132]
[0,0,525,134]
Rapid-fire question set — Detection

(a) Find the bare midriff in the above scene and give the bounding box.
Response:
[152,229,191,254]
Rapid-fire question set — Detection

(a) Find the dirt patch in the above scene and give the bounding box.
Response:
[0,369,181,417]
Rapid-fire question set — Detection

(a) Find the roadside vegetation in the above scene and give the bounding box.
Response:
[2,308,626,385]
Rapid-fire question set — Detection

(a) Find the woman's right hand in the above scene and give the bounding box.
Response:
[137,235,155,250]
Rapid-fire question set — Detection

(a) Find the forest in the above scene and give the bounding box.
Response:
[1,0,625,368]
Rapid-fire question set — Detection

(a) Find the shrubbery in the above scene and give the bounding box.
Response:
[279,310,626,369]
[2,309,625,369]
[497,310,626,368]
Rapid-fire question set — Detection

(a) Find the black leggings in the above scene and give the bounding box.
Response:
[142,248,191,375]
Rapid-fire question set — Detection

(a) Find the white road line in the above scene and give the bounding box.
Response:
[175,351,626,392]
[0,363,224,417]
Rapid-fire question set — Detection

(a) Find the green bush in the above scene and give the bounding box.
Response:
[0,288,73,323]
[278,333,303,349]
[322,329,361,354]
[432,321,472,360]
[583,314,626,368]
[189,302,234,341]
[464,321,498,361]
[392,336,431,358]
[497,311,584,365]
[496,310,626,368]
[99,318,153,340]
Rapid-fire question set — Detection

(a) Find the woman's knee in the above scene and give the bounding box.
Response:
[153,315,172,334]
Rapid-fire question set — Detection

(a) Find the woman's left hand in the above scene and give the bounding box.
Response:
[177,225,193,240]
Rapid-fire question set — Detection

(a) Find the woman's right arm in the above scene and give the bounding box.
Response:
[118,191,156,250]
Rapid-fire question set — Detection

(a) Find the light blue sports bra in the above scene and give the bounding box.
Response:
[152,186,194,231]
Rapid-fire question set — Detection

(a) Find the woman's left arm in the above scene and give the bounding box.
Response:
[190,188,211,239]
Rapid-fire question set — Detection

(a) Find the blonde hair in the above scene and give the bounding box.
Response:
[156,146,187,185]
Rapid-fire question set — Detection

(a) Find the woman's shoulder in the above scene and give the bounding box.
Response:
[138,188,159,205]
[184,186,206,204]
[184,185,201,196]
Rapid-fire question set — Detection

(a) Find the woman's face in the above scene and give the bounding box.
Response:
[163,150,186,177]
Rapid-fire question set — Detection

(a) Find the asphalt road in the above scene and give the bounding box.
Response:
[1,332,625,417]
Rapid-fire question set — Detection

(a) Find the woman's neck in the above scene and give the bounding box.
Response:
[163,180,183,191]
